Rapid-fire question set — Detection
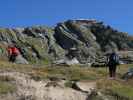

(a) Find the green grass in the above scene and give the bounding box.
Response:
[0,72,16,94]
[95,64,133,100]
[0,60,133,99]
[0,81,15,94]
[30,66,105,81]
[64,81,73,87]
[97,79,133,100]
[0,61,132,81]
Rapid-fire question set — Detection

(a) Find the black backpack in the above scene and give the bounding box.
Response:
[109,53,119,65]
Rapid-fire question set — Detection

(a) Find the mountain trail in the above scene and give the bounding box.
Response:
[0,71,95,100]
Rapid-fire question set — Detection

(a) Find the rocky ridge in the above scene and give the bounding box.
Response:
[0,19,132,64]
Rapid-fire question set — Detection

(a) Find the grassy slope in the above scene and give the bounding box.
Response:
[0,61,132,99]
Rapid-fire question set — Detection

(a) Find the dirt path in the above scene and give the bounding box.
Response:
[0,71,97,100]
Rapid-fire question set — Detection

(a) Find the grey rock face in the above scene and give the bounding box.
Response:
[54,20,133,64]
[54,20,101,63]
[0,26,65,64]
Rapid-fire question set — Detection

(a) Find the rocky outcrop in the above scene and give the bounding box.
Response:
[122,68,133,80]
[0,19,132,64]
[118,51,133,64]
[54,20,133,64]
[54,20,101,63]
[15,55,29,64]
[0,26,65,64]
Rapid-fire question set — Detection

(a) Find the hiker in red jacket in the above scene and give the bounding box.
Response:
[7,45,20,62]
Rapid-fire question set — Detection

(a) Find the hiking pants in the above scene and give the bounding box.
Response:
[9,54,17,62]
[109,65,117,77]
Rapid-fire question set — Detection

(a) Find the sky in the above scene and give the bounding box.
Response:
[0,0,132,35]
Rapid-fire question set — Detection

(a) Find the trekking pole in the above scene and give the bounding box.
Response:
[105,55,109,78]
[118,64,121,74]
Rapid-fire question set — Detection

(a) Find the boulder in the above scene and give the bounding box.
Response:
[66,57,79,65]
[122,68,133,80]
[15,55,29,64]
[72,81,96,94]
[53,57,79,65]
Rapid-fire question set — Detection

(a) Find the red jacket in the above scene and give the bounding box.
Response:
[8,47,20,56]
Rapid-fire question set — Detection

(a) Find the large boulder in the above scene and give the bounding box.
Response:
[122,68,133,80]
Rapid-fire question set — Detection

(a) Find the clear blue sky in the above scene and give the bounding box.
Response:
[0,0,132,35]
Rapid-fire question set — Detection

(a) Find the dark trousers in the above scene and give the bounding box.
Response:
[9,54,17,62]
[109,64,117,77]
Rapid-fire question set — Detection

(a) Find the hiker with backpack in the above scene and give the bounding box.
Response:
[7,45,20,62]
[107,51,119,79]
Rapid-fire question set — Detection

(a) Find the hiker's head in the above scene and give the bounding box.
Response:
[8,44,15,48]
